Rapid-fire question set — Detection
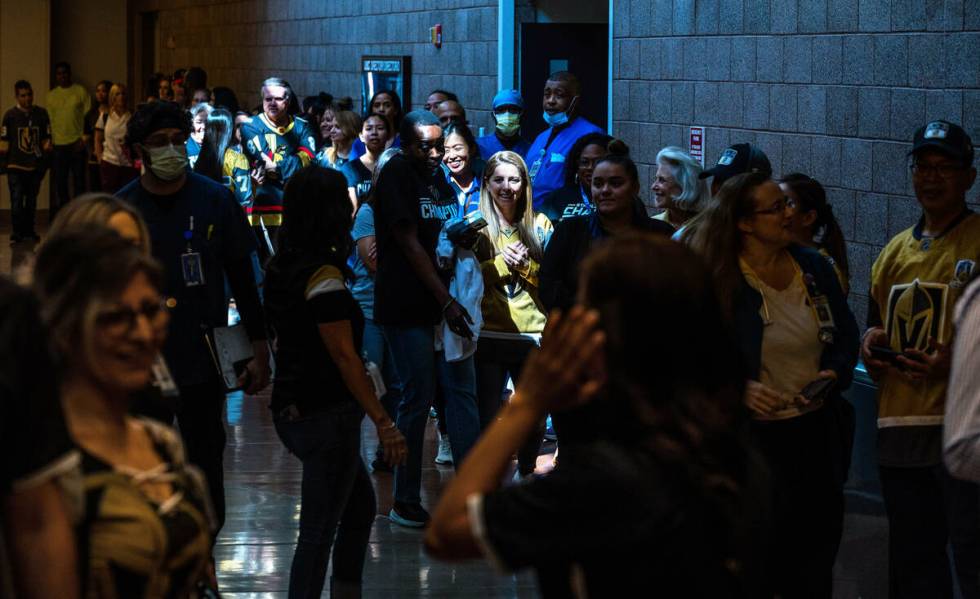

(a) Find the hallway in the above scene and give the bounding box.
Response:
[216,390,539,598]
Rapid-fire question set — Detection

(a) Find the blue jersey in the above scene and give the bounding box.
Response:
[526,117,602,209]
[241,114,317,225]
[477,133,530,161]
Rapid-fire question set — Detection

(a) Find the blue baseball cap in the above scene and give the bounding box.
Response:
[492,89,524,111]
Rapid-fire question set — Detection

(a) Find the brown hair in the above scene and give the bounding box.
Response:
[46,193,151,255]
[33,226,163,375]
[681,172,771,316]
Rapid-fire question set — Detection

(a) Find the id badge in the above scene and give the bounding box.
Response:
[528,149,545,179]
[812,294,837,343]
[181,251,205,287]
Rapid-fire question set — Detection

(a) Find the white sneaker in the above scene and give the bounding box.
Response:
[435,434,453,465]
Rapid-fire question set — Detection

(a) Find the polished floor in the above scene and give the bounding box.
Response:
[2,217,891,598]
[217,391,541,598]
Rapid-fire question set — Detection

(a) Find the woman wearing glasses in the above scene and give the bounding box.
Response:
[33,227,216,598]
[683,172,859,598]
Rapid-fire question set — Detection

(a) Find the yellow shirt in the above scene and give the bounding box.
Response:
[47,83,90,145]
[476,213,553,339]
[870,211,980,429]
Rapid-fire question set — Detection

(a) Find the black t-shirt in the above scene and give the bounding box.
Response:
[538,184,594,223]
[373,153,459,326]
[539,206,675,312]
[265,251,364,416]
[341,158,373,205]
[118,173,258,386]
[0,277,75,493]
[475,438,770,598]
[1,106,51,170]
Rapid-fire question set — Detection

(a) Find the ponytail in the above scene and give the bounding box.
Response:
[780,173,850,282]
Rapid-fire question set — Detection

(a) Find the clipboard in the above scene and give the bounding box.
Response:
[204,325,254,391]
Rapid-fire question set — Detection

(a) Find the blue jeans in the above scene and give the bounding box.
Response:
[383,324,480,505]
[362,318,403,456]
[6,169,42,238]
[274,402,376,599]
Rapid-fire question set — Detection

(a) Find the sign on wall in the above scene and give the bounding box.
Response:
[689,126,705,167]
[361,56,411,115]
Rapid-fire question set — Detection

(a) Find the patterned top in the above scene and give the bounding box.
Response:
[77,419,215,599]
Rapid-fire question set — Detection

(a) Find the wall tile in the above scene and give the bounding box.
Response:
[783,36,813,83]
[798,86,828,134]
[828,0,859,31]
[744,0,771,33]
[782,134,813,176]
[891,0,927,30]
[873,35,908,86]
[858,87,891,138]
[889,89,926,142]
[696,0,719,34]
[772,0,799,33]
[812,136,842,186]
[944,33,980,88]
[719,0,745,32]
[671,82,695,124]
[859,0,890,31]
[683,38,709,81]
[855,192,891,245]
[908,34,947,88]
[841,138,873,191]
[842,35,874,85]
[743,83,771,129]
[770,85,798,131]
[799,0,829,33]
[872,142,910,196]
[756,37,783,82]
[673,0,696,34]
[812,35,843,84]
[925,90,962,126]
[732,36,757,81]
[706,37,733,81]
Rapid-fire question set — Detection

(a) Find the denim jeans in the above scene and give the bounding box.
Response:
[51,143,86,218]
[275,402,376,599]
[382,324,480,505]
[6,169,42,237]
[475,336,544,475]
[363,318,403,458]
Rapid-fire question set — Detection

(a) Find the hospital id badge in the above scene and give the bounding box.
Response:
[812,294,836,343]
[181,251,205,287]
[528,149,545,179]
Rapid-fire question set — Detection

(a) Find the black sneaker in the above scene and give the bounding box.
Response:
[371,456,393,473]
[389,502,430,528]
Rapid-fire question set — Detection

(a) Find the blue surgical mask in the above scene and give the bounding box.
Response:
[542,110,569,128]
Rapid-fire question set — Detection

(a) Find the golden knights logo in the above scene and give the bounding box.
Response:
[17,126,39,155]
[951,259,976,289]
[884,279,947,351]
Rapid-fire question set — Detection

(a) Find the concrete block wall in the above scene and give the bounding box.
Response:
[143,0,499,132]
[613,0,980,325]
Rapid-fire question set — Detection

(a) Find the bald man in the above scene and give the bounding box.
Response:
[525,71,602,206]
[435,100,466,127]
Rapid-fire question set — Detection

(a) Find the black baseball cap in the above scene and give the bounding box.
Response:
[699,143,773,187]
[910,120,974,166]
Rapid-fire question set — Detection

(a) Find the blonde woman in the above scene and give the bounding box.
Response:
[93,83,138,192]
[317,109,361,170]
[473,150,553,477]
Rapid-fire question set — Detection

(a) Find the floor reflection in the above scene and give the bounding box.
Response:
[216,388,538,597]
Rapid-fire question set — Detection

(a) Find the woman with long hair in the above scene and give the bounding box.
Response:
[84,79,112,191]
[317,110,361,171]
[264,166,407,598]
[33,226,217,598]
[779,173,850,295]
[193,108,254,211]
[94,83,139,193]
[539,140,674,313]
[537,132,612,223]
[426,234,769,597]
[443,122,482,215]
[472,151,552,476]
[368,89,403,137]
[684,172,859,597]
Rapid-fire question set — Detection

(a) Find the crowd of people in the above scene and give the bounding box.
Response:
[1,61,979,599]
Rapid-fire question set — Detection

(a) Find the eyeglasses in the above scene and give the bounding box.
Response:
[753,197,796,216]
[97,299,168,336]
[910,162,965,179]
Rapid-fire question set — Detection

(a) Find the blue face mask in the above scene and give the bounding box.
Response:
[542,110,570,127]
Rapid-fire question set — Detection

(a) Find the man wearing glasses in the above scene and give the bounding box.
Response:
[373,110,481,528]
[240,77,317,261]
[118,100,271,535]
[861,120,979,598]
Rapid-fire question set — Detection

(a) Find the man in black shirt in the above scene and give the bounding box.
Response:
[0,80,52,243]
[118,101,270,532]
[374,110,481,527]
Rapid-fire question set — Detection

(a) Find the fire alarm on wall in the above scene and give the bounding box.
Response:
[430,23,442,48]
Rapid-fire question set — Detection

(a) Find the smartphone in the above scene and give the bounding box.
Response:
[799,377,835,403]
[870,345,904,366]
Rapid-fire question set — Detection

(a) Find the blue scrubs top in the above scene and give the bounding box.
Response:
[526,116,603,209]
[477,133,530,161]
